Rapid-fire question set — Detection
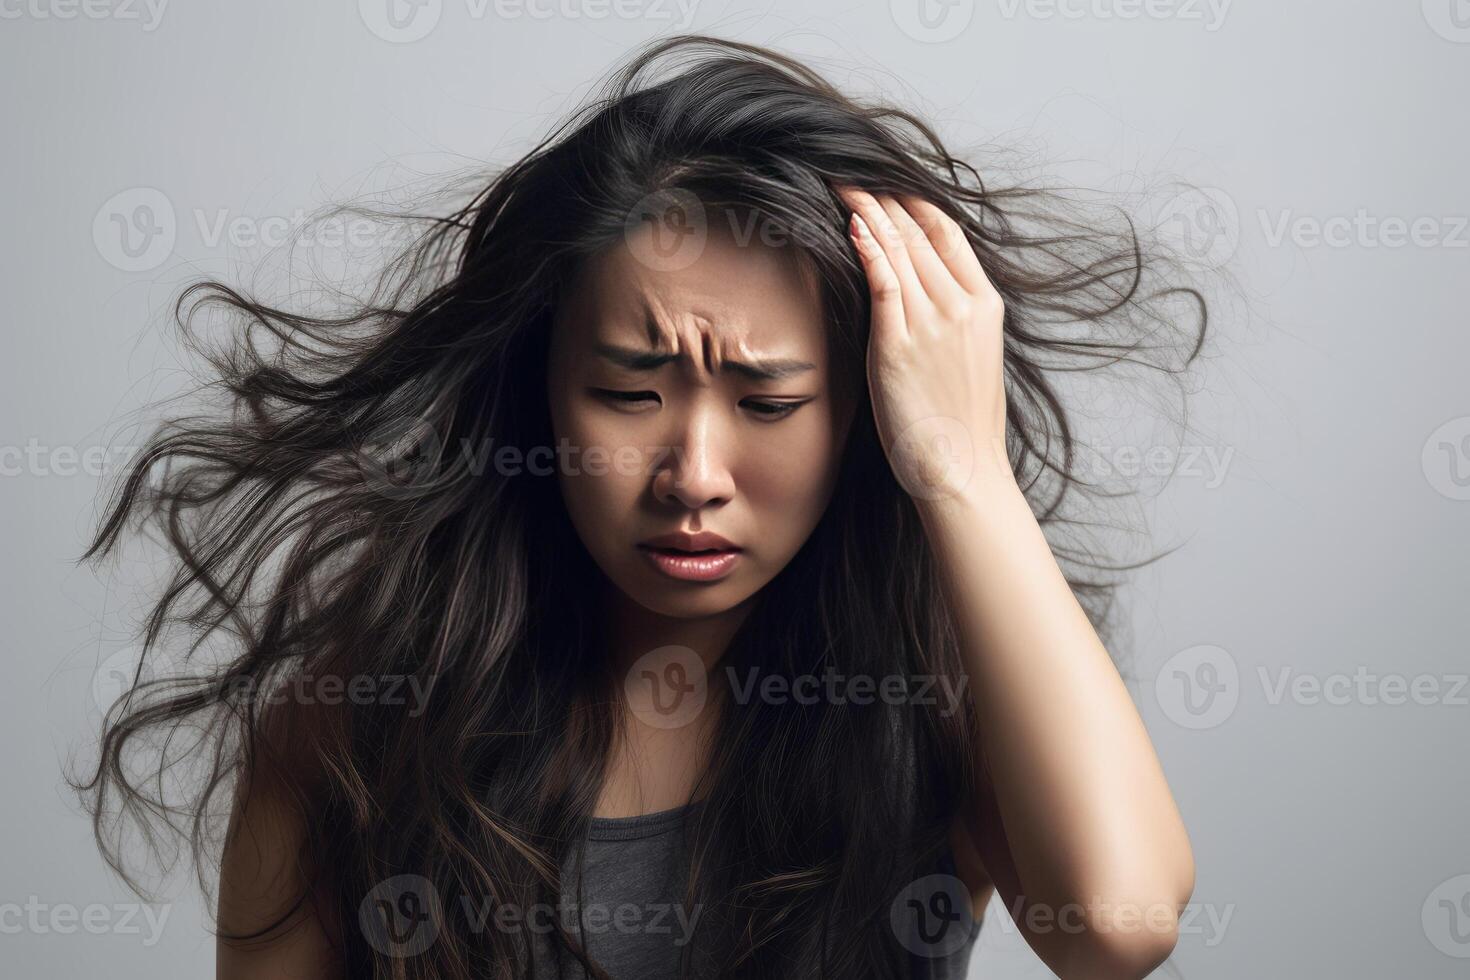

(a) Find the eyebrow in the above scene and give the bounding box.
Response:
[592,341,816,381]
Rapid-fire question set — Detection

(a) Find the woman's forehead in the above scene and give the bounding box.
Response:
[560,231,828,366]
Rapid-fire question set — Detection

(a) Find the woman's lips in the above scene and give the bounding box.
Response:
[637,545,742,582]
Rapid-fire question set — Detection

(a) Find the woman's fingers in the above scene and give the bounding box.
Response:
[838,188,926,321]
[876,195,968,310]
[847,209,908,342]
[897,194,995,298]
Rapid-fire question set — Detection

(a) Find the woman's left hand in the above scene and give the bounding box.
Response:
[837,187,1013,501]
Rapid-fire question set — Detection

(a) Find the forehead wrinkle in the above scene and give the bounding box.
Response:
[635,293,693,380]
[623,285,805,382]
[643,295,727,384]
[676,315,716,383]
[638,292,674,351]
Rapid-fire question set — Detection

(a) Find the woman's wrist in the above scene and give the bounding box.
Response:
[908,438,1031,534]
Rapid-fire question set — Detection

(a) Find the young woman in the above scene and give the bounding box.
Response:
[77,35,1202,980]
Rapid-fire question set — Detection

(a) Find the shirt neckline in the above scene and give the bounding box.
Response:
[587,800,703,841]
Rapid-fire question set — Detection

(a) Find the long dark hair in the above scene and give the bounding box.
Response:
[72,34,1208,979]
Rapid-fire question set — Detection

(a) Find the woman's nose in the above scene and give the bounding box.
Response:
[653,405,736,509]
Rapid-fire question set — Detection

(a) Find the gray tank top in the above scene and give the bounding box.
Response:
[528,802,981,979]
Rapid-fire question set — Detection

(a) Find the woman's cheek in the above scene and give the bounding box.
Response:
[746,426,836,524]
[564,418,648,510]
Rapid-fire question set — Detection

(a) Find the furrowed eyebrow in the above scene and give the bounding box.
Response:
[592,342,816,381]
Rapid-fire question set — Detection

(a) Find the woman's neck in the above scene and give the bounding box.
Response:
[601,584,760,678]
[593,585,760,819]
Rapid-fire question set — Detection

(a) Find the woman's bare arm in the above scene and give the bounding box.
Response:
[216,705,344,980]
[840,185,1195,980]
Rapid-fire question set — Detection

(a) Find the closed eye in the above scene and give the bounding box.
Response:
[590,388,811,421]
[743,399,808,420]
[592,388,660,405]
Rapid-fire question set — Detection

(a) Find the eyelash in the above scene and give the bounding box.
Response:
[591,389,806,420]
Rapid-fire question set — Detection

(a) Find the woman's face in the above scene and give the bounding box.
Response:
[546,224,855,620]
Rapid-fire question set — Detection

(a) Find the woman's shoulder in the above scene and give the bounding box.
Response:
[216,696,345,978]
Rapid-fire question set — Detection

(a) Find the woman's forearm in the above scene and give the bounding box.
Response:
[916,460,1195,970]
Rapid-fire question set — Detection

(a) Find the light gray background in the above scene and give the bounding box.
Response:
[3,3,1466,977]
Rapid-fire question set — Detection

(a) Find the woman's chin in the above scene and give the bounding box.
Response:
[613,571,760,621]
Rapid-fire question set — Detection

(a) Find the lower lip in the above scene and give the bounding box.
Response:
[638,546,742,582]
